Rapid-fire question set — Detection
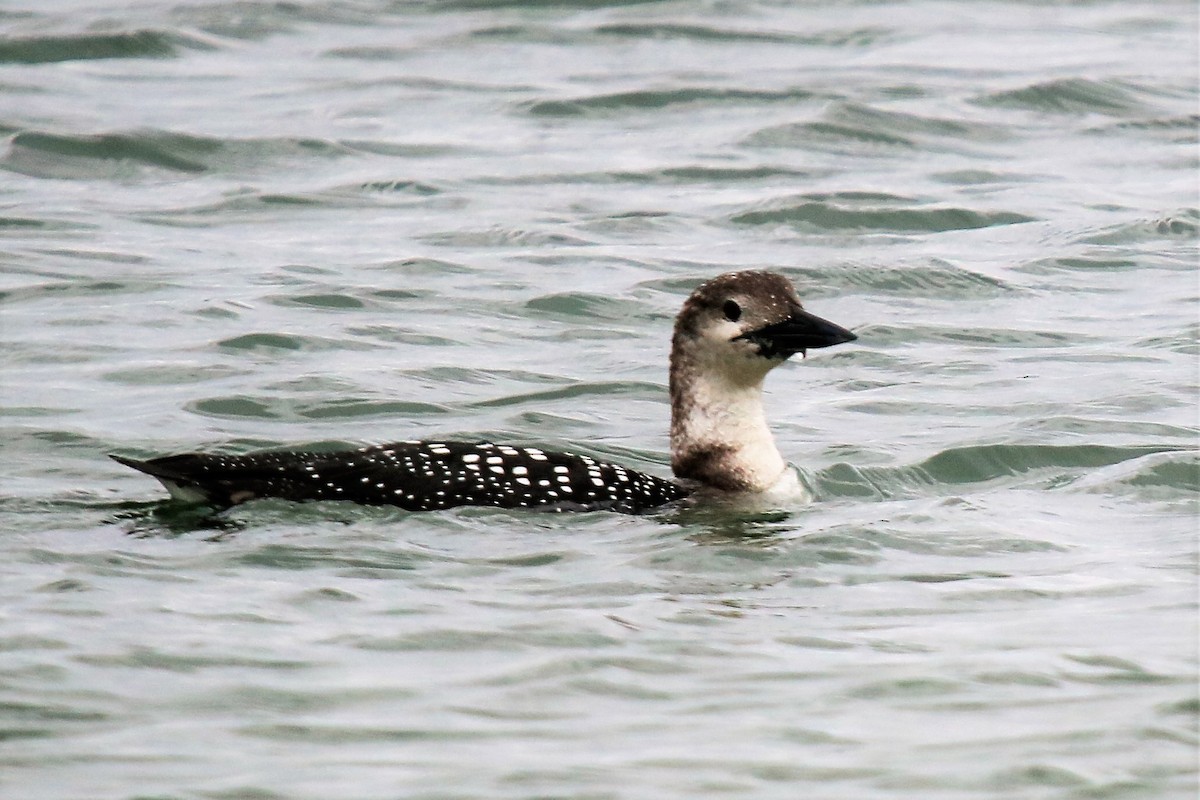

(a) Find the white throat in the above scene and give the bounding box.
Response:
[670,352,788,493]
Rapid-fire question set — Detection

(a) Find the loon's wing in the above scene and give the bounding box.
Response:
[111,441,688,514]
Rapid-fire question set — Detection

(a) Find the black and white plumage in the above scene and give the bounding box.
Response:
[111,441,685,514]
[112,271,856,515]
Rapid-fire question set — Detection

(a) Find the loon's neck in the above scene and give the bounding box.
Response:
[669,342,787,493]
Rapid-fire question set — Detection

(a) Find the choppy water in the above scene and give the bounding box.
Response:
[2,1,1197,798]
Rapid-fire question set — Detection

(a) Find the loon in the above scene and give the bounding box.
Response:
[111,271,856,514]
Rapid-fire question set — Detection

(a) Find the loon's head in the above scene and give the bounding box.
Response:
[669,270,857,494]
[671,270,856,385]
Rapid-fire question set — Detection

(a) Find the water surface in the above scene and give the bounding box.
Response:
[1,1,1197,798]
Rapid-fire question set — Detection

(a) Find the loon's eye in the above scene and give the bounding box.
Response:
[723,299,741,322]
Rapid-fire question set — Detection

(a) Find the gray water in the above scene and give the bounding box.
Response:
[1,1,1197,798]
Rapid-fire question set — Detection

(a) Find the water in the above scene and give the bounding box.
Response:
[1,1,1197,798]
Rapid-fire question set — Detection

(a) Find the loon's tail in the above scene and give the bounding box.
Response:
[110,454,228,506]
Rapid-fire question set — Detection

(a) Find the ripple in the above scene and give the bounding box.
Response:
[847,675,966,700]
[525,291,645,322]
[268,293,367,311]
[231,542,424,572]
[0,278,170,305]
[170,1,380,40]
[0,699,109,744]
[1102,113,1200,142]
[134,186,436,224]
[185,394,447,421]
[987,764,1088,790]
[238,722,487,743]
[1020,255,1142,273]
[1061,653,1189,686]
[294,398,449,419]
[478,163,819,187]
[593,22,891,47]
[792,260,1012,298]
[0,635,69,652]
[1119,455,1199,491]
[743,102,1010,153]
[177,684,408,714]
[655,164,814,183]
[76,646,314,672]
[342,627,614,652]
[861,322,1078,347]
[6,340,119,366]
[5,130,205,176]
[1067,449,1200,503]
[748,120,914,150]
[214,332,372,353]
[918,443,1179,484]
[1080,208,1200,244]
[731,196,1033,233]
[344,325,457,347]
[352,178,442,195]
[2,129,362,180]
[420,226,593,248]
[0,216,67,230]
[932,168,1032,185]
[465,380,661,410]
[0,29,212,64]
[818,444,1183,498]
[977,77,1152,116]
[521,86,817,117]
[445,0,666,11]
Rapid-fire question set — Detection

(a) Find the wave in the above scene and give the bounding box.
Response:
[975,78,1153,116]
[522,86,818,117]
[732,196,1033,233]
[0,29,213,64]
[815,444,1191,500]
[1,129,366,180]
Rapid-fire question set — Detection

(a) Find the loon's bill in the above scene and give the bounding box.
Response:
[112,270,857,514]
[734,307,856,359]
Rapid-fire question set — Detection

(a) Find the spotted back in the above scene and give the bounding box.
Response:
[133,441,689,514]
